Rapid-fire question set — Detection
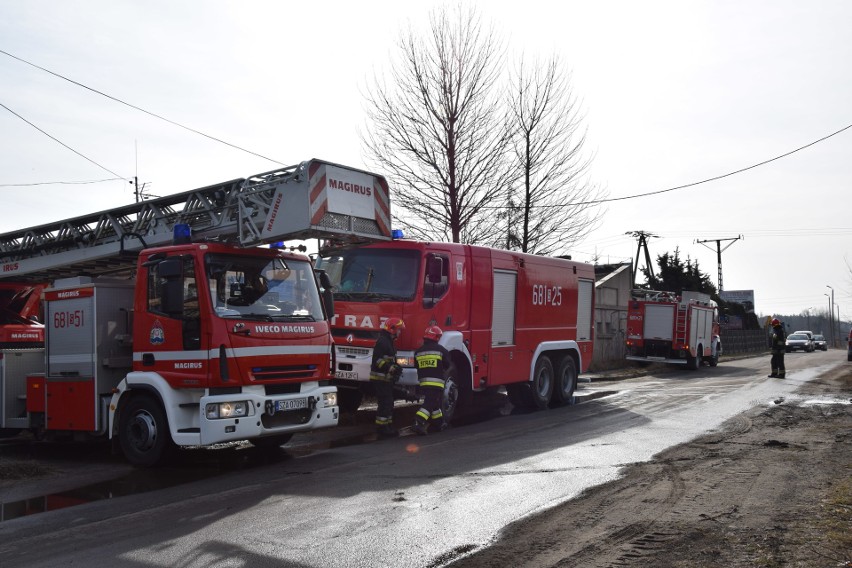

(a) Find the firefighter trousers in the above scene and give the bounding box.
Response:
[770,351,786,377]
[371,378,395,427]
[415,383,445,429]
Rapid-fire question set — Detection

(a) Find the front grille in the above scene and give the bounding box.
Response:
[251,365,318,382]
[337,346,370,357]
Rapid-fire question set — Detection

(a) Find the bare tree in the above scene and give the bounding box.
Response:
[362,4,512,243]
[500,55,606,255]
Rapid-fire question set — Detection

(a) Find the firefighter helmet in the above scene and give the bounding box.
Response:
[381,317,405,338]
[771,318,781,326]
[424,325,443,341]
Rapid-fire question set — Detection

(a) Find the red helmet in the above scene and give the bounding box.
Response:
[381,317,405,338]
[423,325,443,341]
[771,318,780,326]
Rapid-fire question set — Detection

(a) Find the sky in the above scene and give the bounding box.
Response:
[1,0,850,323]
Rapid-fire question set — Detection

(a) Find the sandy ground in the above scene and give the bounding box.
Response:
[448,365,852,568]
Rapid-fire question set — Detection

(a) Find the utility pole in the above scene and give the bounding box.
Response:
[695,235,743,293]
[827,285,835,347]
[825,290,834,347]
[626,230,656,288]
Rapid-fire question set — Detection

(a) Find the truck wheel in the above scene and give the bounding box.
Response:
[119,394,174,467]
[551,355,578,406]
[337,388,363,413]
[442,363,463,424]
[251,434,294,448]
[530,356,554,410]
[686,348,700,371]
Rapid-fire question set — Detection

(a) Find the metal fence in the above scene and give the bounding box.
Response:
[720,329,768,355]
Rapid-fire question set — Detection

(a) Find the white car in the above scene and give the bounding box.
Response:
[793,330,815,351]
[786,333,813,353]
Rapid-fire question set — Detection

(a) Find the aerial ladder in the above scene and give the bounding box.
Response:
[0,159,391,466]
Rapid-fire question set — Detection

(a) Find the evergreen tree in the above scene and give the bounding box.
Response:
[639,248,717,296]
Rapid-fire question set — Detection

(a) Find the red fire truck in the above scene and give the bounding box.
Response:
[0,282,44,348]
[625,289,722,369]
[315,239,595,420]
[0,159,391,465]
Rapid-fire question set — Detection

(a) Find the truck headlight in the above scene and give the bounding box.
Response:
[205,401,250,420]
[323,392,338,408]
[395,355,416,367]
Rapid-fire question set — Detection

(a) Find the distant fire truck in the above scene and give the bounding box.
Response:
[625,290,721,369]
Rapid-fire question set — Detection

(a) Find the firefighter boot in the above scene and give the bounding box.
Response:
[777,371,786,379]
[430,420,450,433]
[412,419,429,436]
[768,369,778,378]
[377,424,399,439]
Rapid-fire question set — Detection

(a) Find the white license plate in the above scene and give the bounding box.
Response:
[274,398,308,412]
[335,370,359,380]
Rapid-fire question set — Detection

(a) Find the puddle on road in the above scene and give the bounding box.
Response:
[0,386,618,522]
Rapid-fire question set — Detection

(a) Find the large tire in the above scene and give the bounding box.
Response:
[529,356,554,410]
[251,433,294,448]
[686,345,701,370]
[442,363,465,424]
[118,394,174,467]
[551,355,578,406]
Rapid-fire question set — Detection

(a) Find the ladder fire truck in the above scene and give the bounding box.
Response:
[0,159,391,466]
[625,289,722,369]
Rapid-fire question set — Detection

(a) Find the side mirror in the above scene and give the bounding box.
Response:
[316,270,335,319]
[427,256,443,284]
[158,258,185,316]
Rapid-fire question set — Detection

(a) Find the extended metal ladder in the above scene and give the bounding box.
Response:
[0,159,390,283]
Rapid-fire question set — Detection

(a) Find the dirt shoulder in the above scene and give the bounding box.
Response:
[449,365,852,568]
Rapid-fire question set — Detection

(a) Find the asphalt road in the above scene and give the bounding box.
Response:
[0,349,846,568]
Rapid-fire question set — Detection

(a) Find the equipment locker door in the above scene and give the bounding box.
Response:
[490,270,526,384]
[576,279,594,341]
[644,305,675,340]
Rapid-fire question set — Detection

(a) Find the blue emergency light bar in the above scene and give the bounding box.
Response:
[391,229,404,239]
[173,223,192,244]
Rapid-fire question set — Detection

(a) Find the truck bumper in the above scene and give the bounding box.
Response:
[199,383,338,445]
[625,355,688,365]
[332,345,419,387]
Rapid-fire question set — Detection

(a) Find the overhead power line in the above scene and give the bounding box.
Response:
[0,178,123,188]
[483,122,852,209]
[0,101,127,180]
[1,48,286,167]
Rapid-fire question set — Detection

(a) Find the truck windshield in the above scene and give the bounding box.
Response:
[205,254,323,321]
[316,248,420,302]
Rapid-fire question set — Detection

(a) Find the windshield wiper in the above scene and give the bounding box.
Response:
[273,314,316,322]
[239,313,276,322]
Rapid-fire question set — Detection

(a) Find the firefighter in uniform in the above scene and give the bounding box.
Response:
[371,317,405,438]
[769,318,786,378]
[413,325,451,435]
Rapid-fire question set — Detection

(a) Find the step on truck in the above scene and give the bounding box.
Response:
[625,289,722,369]
[0,159,391,465]
[315,238,595,421]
